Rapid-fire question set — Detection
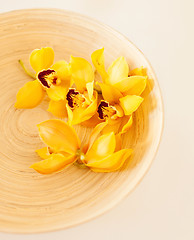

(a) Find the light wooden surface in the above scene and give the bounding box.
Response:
[0,9,163,233]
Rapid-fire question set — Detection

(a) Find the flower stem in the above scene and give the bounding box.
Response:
[18,60,36,79]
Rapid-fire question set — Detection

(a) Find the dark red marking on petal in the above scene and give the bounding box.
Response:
[48,147,54,154]
[66,89,79,108]
[97,101,109,119]
[52,76,58,85]
[38,69,55,88]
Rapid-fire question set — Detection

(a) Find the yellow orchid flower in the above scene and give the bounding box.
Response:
[65,56,98,125]
[91,48,147,95]
[15,47,72,109]
[31,120,132,174]
[91,48,148,134]
[30,120,80,174]
[96,82,143,134]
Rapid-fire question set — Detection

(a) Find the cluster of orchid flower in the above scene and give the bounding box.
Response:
[15,47,147,174]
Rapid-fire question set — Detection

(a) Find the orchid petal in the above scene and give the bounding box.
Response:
[46,84,67,101]
[52,60,72,87]
[81,113,103,128]
[37,119,80,154]
[15,80,44,109]
[89,149,133,172]
[47,99,67,118]
[119,95,143,115]
[66,104,73,125]
[91,48,108,81]
[30,47,54,73]
[86,81,94,101]
[113,76,147,96]
[36,147,51,159]
[85,132,116,163]
[87,121,108,150]
[70,56,94,92]
[115,134,122,151]
[98,82,122,104]
[107,56,129,85]
[130,66,147,76]
[102,119,122,134]
[30,153,76,174]
[120,115,133,134]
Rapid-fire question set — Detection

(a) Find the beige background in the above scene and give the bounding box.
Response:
[0,0,193,239]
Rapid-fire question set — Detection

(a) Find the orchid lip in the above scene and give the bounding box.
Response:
[98,101,109,119]
[97,100,116,120]
[38,69,56,88]
[66,88,85,109]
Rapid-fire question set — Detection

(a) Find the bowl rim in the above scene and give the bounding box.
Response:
[0,8,164,234]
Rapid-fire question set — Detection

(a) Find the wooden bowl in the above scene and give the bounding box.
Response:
[0,9,164,233]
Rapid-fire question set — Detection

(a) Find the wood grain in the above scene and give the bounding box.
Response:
[0,9,163,233]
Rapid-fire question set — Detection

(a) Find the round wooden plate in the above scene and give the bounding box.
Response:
[0,9,163,233]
